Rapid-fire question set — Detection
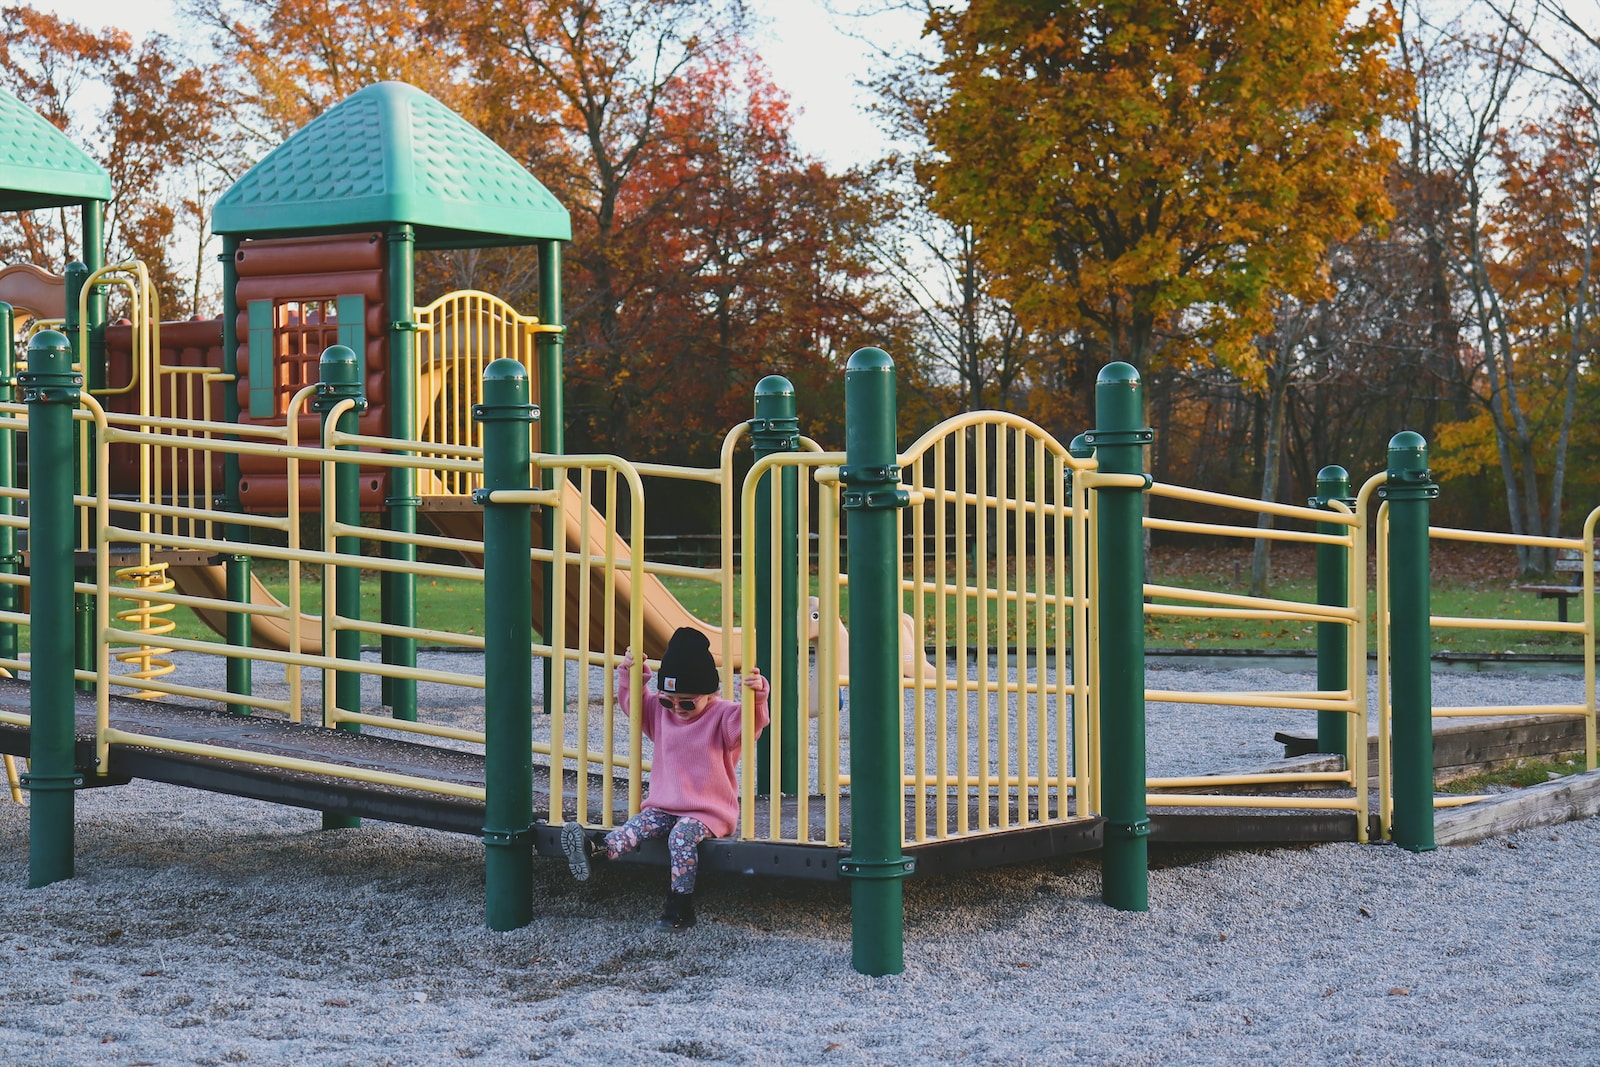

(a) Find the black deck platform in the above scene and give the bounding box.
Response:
[0,679,1356,879]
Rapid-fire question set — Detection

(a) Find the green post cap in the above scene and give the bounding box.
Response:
[320,344,360,380]
[754,375,794,398]
[846,347,893,372]
[1388,431,1428,468]
[26,330,71,365]
[1095,362,1142,432]
[482,357,528,384]
[1317,465,1349,487]
[1314,465,1351,506]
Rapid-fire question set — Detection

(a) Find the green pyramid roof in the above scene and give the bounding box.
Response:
[0,87,111,211]
[213,81,570,247]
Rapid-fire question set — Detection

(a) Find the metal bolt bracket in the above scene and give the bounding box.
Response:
[481,825,535,847]
[838,855,917,880]
[1081,427,1154,447]
[471,402,540,423]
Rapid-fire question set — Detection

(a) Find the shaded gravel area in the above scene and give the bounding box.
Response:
[2,661,1597,1065]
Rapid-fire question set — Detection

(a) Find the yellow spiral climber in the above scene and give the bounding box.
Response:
[113,561,176,697]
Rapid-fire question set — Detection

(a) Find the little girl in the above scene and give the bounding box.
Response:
[562,626,770,929]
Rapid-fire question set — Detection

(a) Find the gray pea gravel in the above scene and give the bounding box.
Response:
[2,659,1597,1065]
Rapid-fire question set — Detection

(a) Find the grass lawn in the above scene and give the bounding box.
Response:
[95,540,1583,658]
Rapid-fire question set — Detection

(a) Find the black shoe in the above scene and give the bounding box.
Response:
[562,821,602,881]
[656,891,696,930]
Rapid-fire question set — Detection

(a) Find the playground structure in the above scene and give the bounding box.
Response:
[0,82,1595,978]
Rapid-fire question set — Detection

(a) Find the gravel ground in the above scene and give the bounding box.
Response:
[2,660,1597,1065]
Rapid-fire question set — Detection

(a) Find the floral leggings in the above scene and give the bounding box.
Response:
[603,808,714,894]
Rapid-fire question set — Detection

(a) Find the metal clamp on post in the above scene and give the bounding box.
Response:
[1105,818,1151,840]
[839,854,916,879]
[309,385,369,415]
[481,825,535,848]
[748,414,800,449]
[471,402,539,423]
[1080,426,1153,448]
[839,464,910,511]
[18,772,84,791]
[1377,467,1438,501]
[389,320,419,332]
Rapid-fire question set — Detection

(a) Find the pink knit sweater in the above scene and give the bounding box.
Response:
[616,664,771,838]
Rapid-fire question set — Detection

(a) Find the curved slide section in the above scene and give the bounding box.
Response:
[420,481,748,667]
[168,564,325,656]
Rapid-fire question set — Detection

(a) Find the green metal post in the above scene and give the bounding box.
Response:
[751,375,800,793]
[1313,466,1353,756]
[839,347,913,977]
[536,240,563,712]
[63,263,92,693]
[82,201,106,394]
[314,345,367,830]
[382,225,418,720]
[1085,362,1151,912]
[219,236,251,711]
[22,331,83,886]
[1384,431,1437,853]
[475,358,537,931]
[0,303,17,664]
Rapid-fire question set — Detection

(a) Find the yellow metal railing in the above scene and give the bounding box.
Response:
[732,414,1099,849]
[414,290,561,497]
[1369,503,1600,836]
[1136,478,1371,840]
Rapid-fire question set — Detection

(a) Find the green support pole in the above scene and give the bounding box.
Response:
[219,236,251,711]
[1313,466,1353,756]
[82,201,106,394]
[0,303,17,664]
[22,331,83,887]
[1385,431,1437,853]
[537,240,564,714]
[751,376,800,794]
[314,345,367,830]
[839,347,913,977]
[1085,362,1151,912]
[382,225,418,720]
[475,358,537,931]
[63,263,92,693]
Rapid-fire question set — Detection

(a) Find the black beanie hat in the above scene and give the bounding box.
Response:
[657,627,719,695]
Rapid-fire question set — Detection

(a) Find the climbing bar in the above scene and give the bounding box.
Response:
[1143,517,1349,546]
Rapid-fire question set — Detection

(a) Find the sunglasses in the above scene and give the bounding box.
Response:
[657,694,704,712]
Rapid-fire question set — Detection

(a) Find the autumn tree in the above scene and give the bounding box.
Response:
[0,7,232,316]
[198,0,899,482]
[924,1,1411,386]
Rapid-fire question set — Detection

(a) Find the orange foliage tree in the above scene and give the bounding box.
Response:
[0,6,230,315]
[923,0,1411,386]
[198,0,903,468]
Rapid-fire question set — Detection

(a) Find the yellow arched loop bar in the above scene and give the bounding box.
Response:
[414,289,562,497]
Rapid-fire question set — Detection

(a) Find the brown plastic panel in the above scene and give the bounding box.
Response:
[234,232,384,277]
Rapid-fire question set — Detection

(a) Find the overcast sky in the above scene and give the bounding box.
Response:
[40,0,926,169]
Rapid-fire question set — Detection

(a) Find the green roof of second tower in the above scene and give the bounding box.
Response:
[0,87,112,211]
[213,81,571,246]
